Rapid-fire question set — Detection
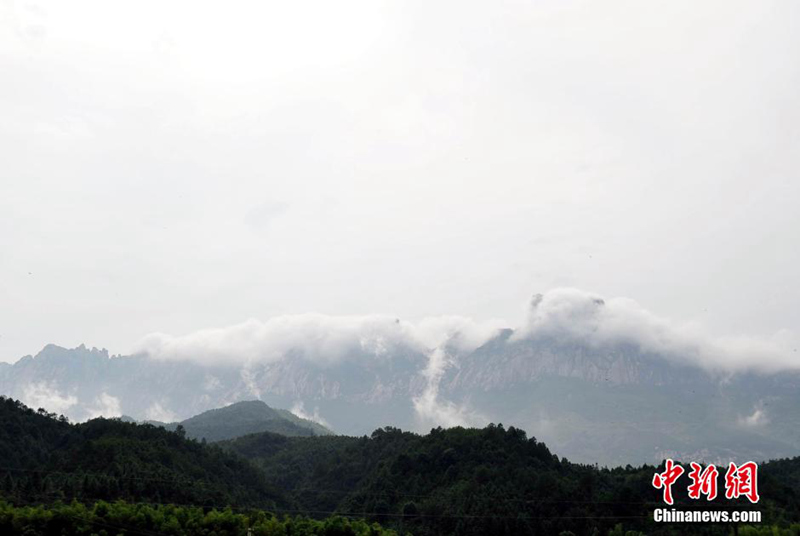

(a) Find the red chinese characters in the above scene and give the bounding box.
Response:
[652,460,760,504]
[687,462,719,500]
[724,461,760,503]
[652,459,685,505]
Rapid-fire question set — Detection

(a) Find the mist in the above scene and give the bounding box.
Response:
[3,0,799,365]
[136,288,798,375]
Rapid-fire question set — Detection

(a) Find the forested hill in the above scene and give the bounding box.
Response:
[0,396,284,508]
[3,395,800,535]
[7,341,800,466]
[222,426,800,536]
[150,400,333,442]
[0,501,397,536]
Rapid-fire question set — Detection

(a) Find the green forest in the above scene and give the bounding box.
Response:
[0,500,396,536]
[2,396,800,535]
[0,396,283,508]
[221,425,800,536]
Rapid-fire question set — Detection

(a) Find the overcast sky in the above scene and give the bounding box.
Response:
[1,0,798,363]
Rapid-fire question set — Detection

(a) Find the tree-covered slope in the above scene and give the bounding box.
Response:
[152,400,332,442]
[0,397,284,508]
[4,394,800,535]
[0,500,398,536]
[222,425,800,536]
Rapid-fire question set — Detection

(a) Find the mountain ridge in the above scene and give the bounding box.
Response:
[2,336,799,466]
[149,399,333,441]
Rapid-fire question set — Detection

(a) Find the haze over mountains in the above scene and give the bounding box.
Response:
[2,289,798,466]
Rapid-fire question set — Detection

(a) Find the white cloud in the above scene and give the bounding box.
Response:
[136,313,504,366]
[739,405,769,428]
[240,368,261,399]
[413,347,486,429]
[135,312,504,430]
[21,381,78,415]
[85,392,122,419]
[130,287,800,429]
[513,288,799,373]
[414,316,507,353]
[291,400,330,428]
[137,288,798,374]
[144,402,178,423]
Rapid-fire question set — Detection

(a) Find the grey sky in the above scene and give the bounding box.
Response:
[1,0,798,363]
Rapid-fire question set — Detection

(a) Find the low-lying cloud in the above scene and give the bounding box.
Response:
[145,402,179,423]
[136,312,506,429]
[291,400,331,428]
[85,392,122,420]
[513,288,799,373]
[21,381,78,415]
[134,288,799,429]
[413,347,486,429]
[20,383,122,421]
[738,405,769,428]
[138,288,798,374]
[136,313,506,366]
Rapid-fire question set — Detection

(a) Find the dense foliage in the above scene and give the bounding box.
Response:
[0,397,283,508]
[153,400,333,442]
[223,425,800,536]
[3,396,800,535]
[0,500,396,536]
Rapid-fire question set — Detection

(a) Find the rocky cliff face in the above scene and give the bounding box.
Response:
[435,331,800,466]
[443,329,712,390]
[2,337,798,466]
[0,343,427,435]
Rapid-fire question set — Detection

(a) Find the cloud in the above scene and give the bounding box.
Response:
[136,313,505,366]
[240,368,261,399]
[145,402,178,423]
[85,392,122,419]
[136,312,504,430]
[132,288,799,429]
[738,406,769,428]
[512,288,799,373]
[137,289,798,374]
[414,316,508,354]
[291,400,330,428]
[21,381,77,415]
[412,347,486,429]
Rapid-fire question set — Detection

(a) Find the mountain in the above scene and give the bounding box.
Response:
[0,342,424,437]
[441,331,800,466]
[219,425,800,536]
[4,397,799,535]
[150,400,333,441]
[2,327,799,467]
[0,396,284,508]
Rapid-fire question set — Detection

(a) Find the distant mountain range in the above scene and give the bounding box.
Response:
[2,328,799,466]
[145,399,333,441]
